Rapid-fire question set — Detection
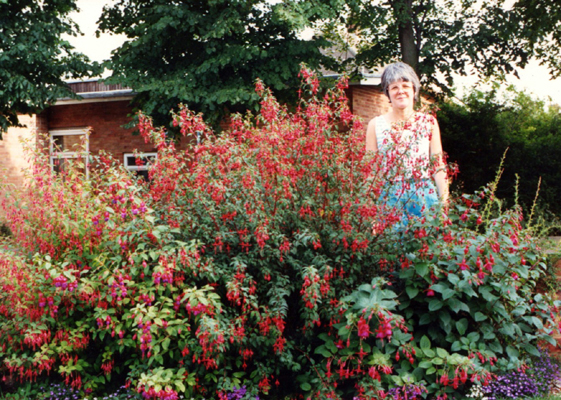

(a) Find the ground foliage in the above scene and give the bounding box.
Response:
[0,70,559,400]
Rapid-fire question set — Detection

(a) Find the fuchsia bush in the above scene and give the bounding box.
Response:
[0,68,559,399]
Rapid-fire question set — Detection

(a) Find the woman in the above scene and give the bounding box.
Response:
[366,62,449,226]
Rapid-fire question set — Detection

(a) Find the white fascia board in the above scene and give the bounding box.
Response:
[54,90,135,106]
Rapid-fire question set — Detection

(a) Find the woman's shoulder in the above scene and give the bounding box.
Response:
[369,114,391,130]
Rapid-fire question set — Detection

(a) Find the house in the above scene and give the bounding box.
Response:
[1,81,158,197]
[0,77,391,199]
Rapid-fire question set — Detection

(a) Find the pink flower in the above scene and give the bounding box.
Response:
[357,316,370,339]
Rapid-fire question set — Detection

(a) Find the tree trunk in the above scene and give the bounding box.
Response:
[391,0,419,74]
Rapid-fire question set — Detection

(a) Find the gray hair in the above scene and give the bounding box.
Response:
[381,62,421,101]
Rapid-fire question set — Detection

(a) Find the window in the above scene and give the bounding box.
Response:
[49,128,89,178]
[123,153,157,181]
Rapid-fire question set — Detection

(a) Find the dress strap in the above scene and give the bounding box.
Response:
[375,116,391,151]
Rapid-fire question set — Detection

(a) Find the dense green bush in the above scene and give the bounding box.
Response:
[0,70,558,400]
[438,85,561,220]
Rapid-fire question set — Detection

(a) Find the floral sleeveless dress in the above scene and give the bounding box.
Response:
[374,113,439,228]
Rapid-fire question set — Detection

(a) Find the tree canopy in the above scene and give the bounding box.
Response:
[324,0,539,93]
[97,0,342,128]
[511,0,561,79]
[97,0,561,124]
[0,0,99,139]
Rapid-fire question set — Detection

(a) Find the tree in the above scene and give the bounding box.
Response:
[324,0,539,93]
[0,0,99,139]
[511,0,561,78]
[437,85,561,217]
[97,0,342,129]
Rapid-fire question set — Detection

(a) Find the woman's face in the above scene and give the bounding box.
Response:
[388,79,415,110]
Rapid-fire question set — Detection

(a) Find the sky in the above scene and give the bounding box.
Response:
[68,0,561,105]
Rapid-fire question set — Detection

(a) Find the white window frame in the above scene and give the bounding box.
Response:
[123,152,157,178]
[49,128,90,179]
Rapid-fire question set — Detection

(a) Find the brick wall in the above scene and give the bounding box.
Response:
[47,100,195,160]
[47,100,155,159]
[349,86,391,126]
[0,114,39,188]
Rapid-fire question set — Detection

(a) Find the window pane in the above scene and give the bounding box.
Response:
[125,154,156,169]
[52,134,86,152]
[51,157,87,176]
[52,157,67,174]
[135,170,150,181]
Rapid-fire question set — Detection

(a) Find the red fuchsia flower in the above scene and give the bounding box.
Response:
[258,376,271,394]
[357,316,370,339]
[458,258,469,271]
[368,366,381,382]
[426,288,435,297]
[53,274,68,289]
[375,315,393,341]
[273,336,286,354]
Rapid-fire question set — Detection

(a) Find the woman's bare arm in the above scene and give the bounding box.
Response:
[429,118,449,204]
[366,118,378,152]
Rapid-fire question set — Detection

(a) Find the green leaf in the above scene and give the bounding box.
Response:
[436,348,449,358]
[300,382,311,391]
[430,283,448,293]
[489,341,503,354]
[479,286,498,302]
[415,262,429,278]
[406,286,419,299]
[432,357,444,365]
[439,311,452,333]
[522,343,541,357]
[314,345,332,358]
[499,323,515,337]
[423,348,436,357]
[428,299,443,311]
[448,298,462,313]
[448,273,460,285]
[420,335,431,350]
[506,345,519,360]
[474,312,487,321]
[442,288,456,300]
[451,341,463,352]
[467,332,480,343]
[456,318,468,335]
[530,316,543,330]
[419,313,433,325]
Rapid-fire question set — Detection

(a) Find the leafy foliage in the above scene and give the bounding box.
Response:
[97,0,340,129]
[0,70,558,400]
[511,0,561,79]
[438,85,561,218]
[0,0,100,138]
[321,0,559,94]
